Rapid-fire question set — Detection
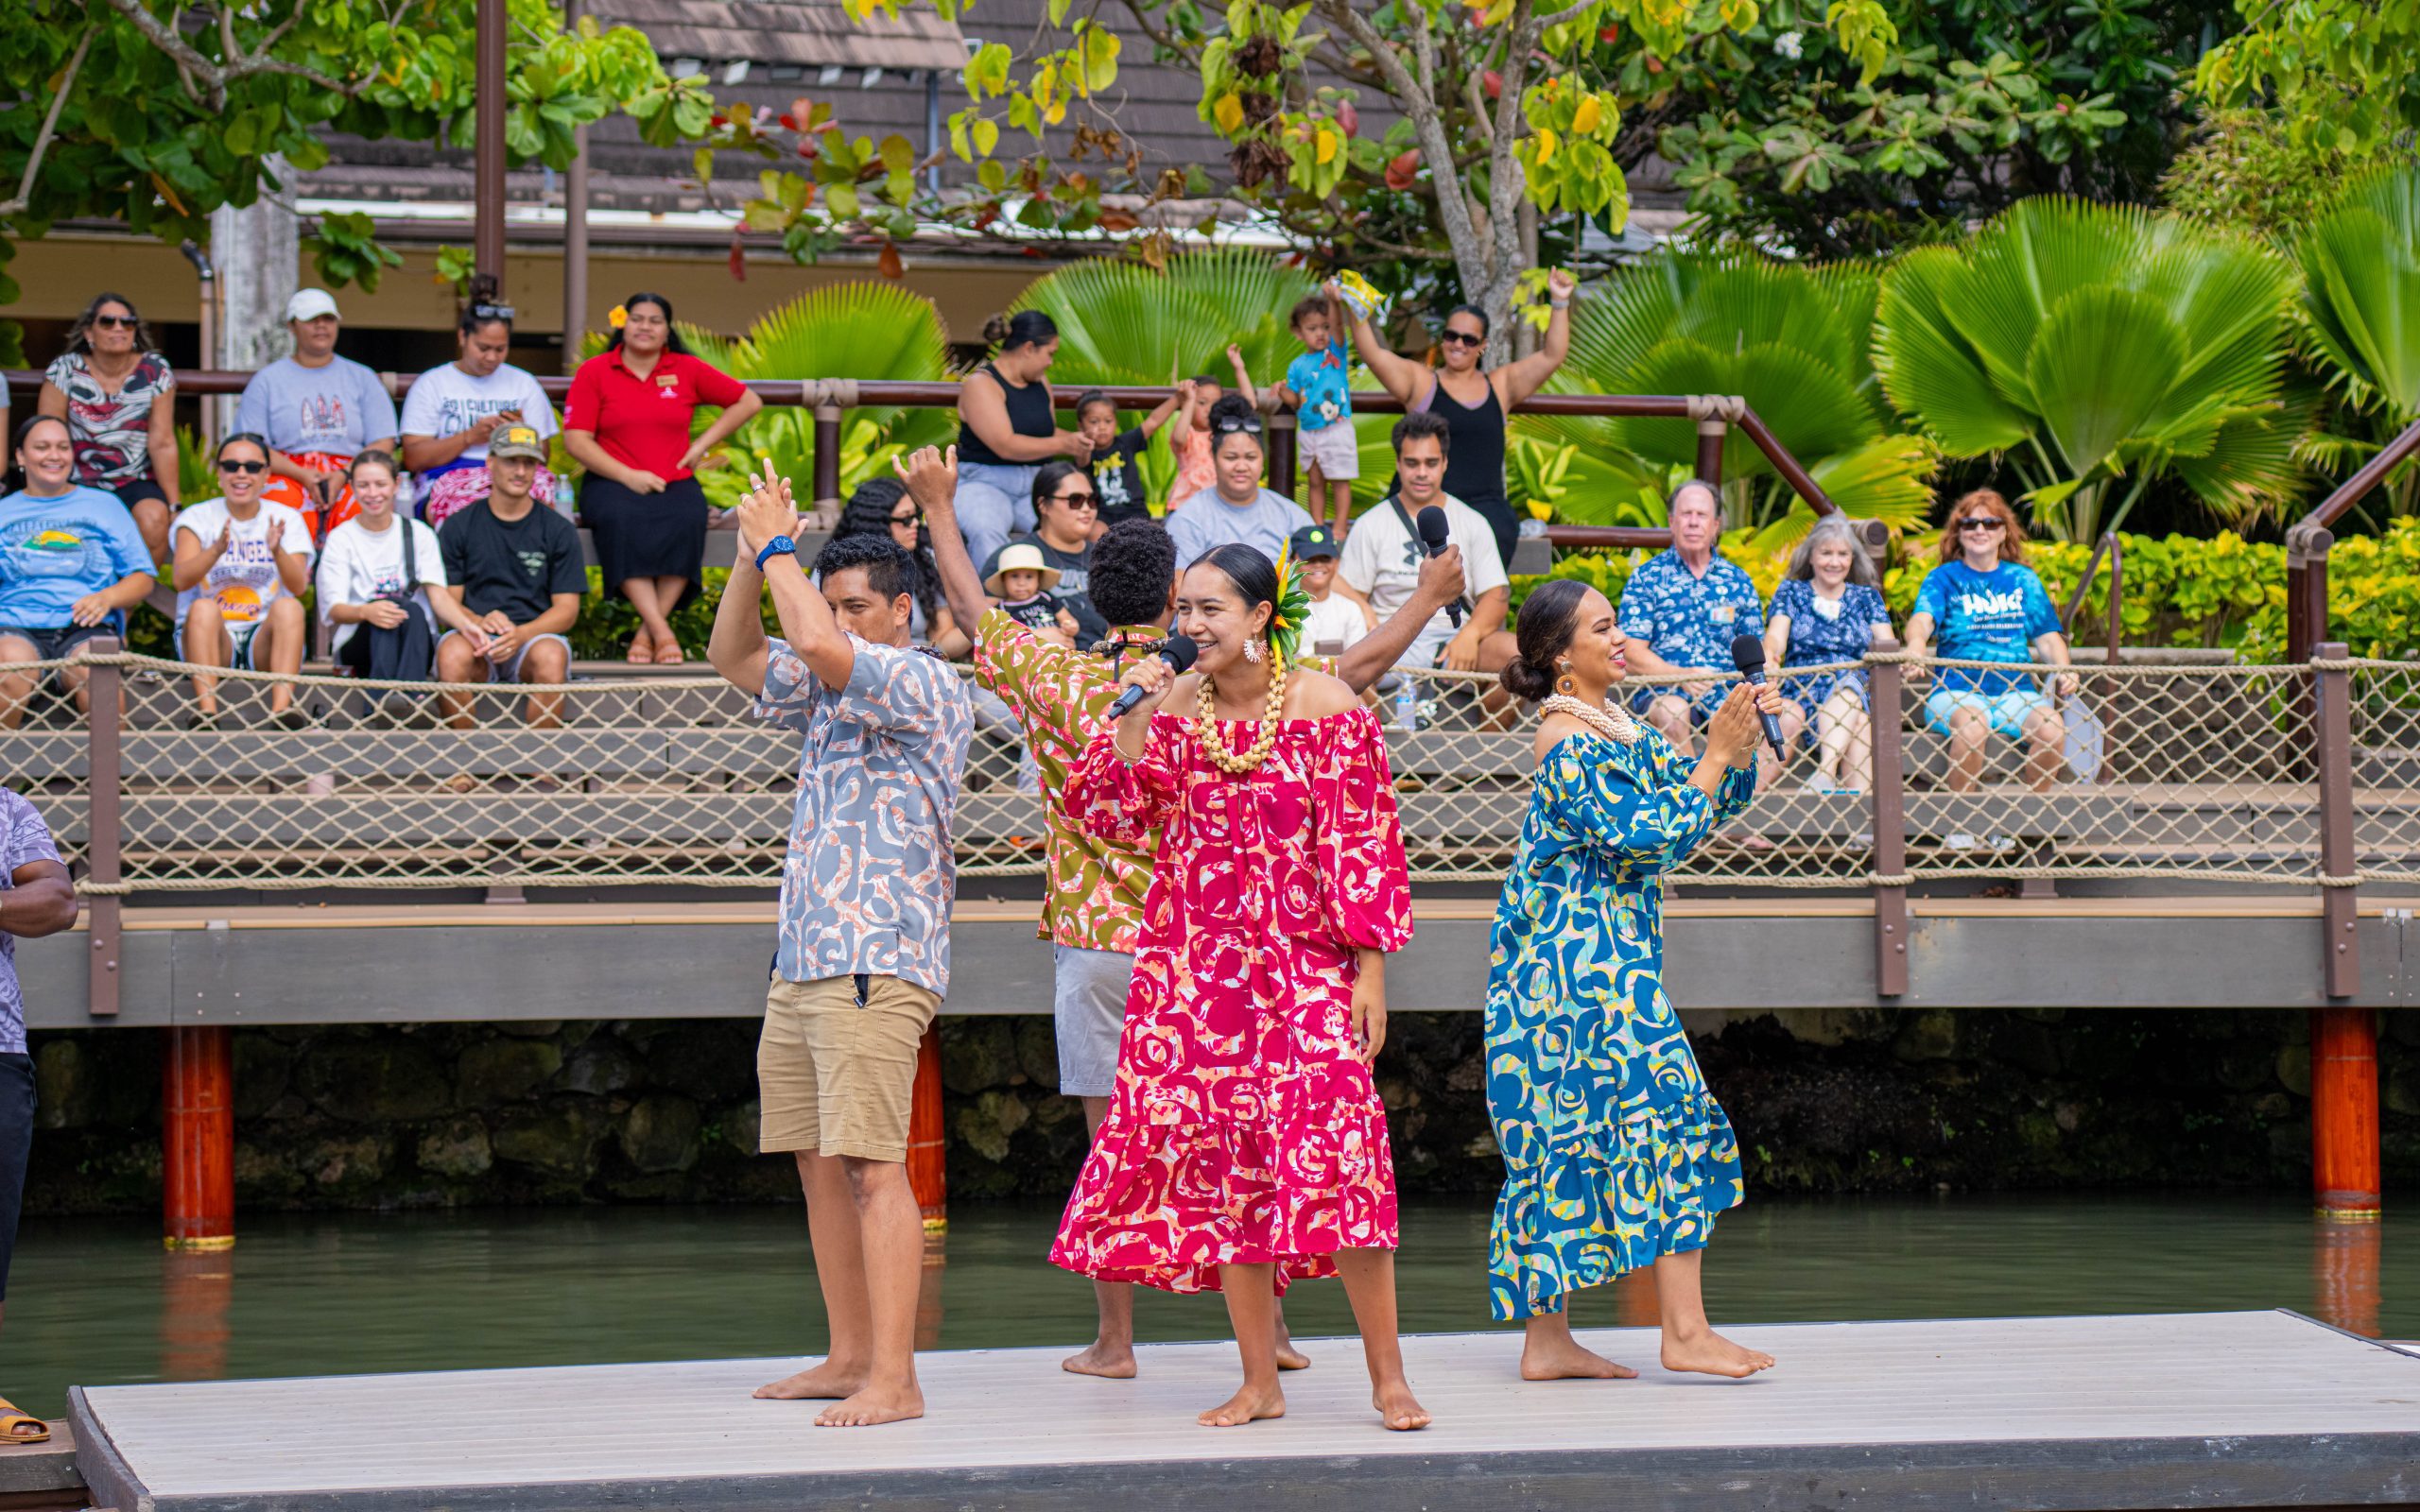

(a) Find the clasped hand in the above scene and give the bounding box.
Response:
[1704,680,1789,769]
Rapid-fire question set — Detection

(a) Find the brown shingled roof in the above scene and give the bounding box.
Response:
[611,0,966,72]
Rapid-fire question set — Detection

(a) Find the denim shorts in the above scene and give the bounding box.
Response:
[1926,686,2051,739]
[0,623,113,661]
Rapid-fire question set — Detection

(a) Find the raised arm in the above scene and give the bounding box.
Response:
[1335,544,1467,693]
[1225,345,1259,410]
[896,445,991,636]
[1135,386,1185,440]
[732,465,855,692]
[1495,269,1577,411]
[1338,282,1432,405]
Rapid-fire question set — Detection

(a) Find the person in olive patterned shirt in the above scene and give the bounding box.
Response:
[898,443,1468,1381]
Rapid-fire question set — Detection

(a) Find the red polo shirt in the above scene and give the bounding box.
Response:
[562,348,749,481]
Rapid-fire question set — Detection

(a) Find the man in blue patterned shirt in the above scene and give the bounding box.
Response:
[711,466,974,1430]
[1617,480,1803,784]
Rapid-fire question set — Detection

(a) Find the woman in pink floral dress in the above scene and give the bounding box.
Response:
[1053,542,1429,1434]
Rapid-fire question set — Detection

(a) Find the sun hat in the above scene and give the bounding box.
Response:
[983,541,1062,596]
[285,289,341,323]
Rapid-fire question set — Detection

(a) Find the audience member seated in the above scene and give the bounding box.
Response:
[1335,412,1514,680]
[233,289,399,541]
[0,416,155,730]
[172,434,314,729]
[953,310,1092,570]
[1618,478,1798,787]
[994,461,1107,644]
[319,450,462,696]
[1764,512,1895,793]
[432,426,582,731]
[1902,489,2078,795]
[832,477,965,656]
[37,292,178,568]
[1162,396,1312,570]
[983,541,1080,647]
[1292,523,1372,657]
[401,287,559,530]
[562,290,760,666]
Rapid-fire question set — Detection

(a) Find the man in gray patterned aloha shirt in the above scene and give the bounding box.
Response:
[709,467,974,1430]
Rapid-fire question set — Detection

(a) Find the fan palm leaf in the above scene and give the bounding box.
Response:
[1875,196,2301,538]
[1010,248,1317,390]
[2296,163,2420,421]
[1523,248,1927,533]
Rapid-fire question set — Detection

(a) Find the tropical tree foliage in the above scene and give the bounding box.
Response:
[0,0,716,292]
[2160,107,2410,242]
[2288,163,2420,521]
[2194,0,2420,154]
[1511,249,1936,543]
[1875,197,2302,541]
[1661,0,2226,257]
[733,0,1898,345]
[674,283,955,509]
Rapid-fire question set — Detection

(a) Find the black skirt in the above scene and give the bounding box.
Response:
[582,473,708,608]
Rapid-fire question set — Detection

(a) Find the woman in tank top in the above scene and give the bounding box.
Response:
[1347,269,1577,565]
[953,310,1093,572]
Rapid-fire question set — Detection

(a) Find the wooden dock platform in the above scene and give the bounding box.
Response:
[67,1310,2420,1512]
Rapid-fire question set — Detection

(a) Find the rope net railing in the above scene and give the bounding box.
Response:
[0,650,2396,895]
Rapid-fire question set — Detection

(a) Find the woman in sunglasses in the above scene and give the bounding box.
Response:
[1343,271,1578,565]
[1163,396,1315,573]
[171,434,315,729]
[37,292,179,570]
[1901,489,2078,795]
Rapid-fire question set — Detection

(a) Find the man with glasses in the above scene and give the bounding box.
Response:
[1163,395,1314,571]
[1619,478,1801,788]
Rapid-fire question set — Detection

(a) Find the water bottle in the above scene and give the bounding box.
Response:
[1393,676,1420,731]
[550,473,578,521]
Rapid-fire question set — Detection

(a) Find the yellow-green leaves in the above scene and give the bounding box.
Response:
[1516,79,1626,217]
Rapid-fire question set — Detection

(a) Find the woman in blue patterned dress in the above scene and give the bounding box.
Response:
[1763,513,1894,793]
[1485,577,1780,1381]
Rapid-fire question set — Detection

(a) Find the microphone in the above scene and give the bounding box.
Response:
[1729,633,1789,763]
[1414,506,1469,627]
[1105,634,1199,718]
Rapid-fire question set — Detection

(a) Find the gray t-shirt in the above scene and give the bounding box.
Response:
[234,355,400,457]
[755,636,976,995]
[1165,487,1315,569]
[0,789,64,1055]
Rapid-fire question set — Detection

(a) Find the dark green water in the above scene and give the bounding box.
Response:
[1,1194,2406,1419]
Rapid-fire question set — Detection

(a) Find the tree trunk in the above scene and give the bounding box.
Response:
[208,163,299,430]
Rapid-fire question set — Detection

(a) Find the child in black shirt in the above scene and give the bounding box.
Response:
[1075,387,1182,529]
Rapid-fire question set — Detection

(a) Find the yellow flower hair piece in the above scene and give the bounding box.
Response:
[608,304,629,330]
[1268,544,1311,665]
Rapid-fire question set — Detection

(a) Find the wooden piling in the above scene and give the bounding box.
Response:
[908,1023,946,1231]
[163,1025,235,1250]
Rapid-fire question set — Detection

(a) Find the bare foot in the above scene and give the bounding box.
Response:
[1198,1382,1287,1427]
[1661,1330,1775,1379]
[1062,1339,1138,1379]
[753,1359,867,1400]
[1373,1381,1431,1432]
[815,1383,925,1427]
[1521,1334,1639,1381]
[1275,1337,1311,1372]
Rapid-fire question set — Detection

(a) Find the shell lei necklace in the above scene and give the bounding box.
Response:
[1541,691,1640,745]
[1195,652,1289,774]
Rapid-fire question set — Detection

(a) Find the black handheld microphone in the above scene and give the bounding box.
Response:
[1728,633,1789,763]
[1414,506,1469,628]
[1105,634,1199,718]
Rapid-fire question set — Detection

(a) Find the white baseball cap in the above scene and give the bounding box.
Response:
[285,288,341,323]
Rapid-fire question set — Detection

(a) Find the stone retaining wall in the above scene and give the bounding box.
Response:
[26,1008,2420,1213]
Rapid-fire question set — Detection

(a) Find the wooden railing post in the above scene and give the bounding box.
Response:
[1268,407,1298,502]
[2313,641,2360,998]
[1694,418,1724,487]
[1868,639,1910,997]
[810,401,843,525]
[2309,639,2377,1220]
[83,637,122,1020]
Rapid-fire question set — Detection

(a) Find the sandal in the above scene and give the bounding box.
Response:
[652,641,686,665]
[0,1399,50,1445]
[625,629,656,664]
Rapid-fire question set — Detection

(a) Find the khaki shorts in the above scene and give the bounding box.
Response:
[1297,418,1359,480]
[758,973,940,1161]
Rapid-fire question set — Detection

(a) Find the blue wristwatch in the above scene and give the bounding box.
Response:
[753,535,797,572]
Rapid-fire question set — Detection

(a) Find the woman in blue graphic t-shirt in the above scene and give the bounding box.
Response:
[1902,489,2077,795]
